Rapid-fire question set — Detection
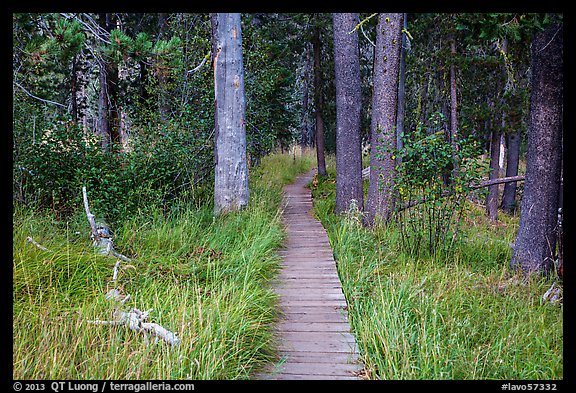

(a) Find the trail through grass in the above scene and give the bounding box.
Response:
[13,150,314,379]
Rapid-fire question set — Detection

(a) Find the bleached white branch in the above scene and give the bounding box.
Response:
[26,236,51,252]
[89,308,180,346]
[14,81,66,108]
[187,53,209,74]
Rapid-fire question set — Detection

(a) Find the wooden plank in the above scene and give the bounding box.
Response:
[275,288,344,296]
[278,340,358,354]
[277,362,362,377]
[278,312,350,324]
[278,351,359,364]
[257,169,361,380]
[277,331,357,343]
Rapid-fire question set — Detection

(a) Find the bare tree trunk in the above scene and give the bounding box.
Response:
[450,37,458,153]
[511,17,563,275]
[312,26,327,177]
[501,131,520,213]
[97,13,119,151]
[333,13,363,214]
[211,13,249,215]
[486,127,501,221]
[364,13,403,226]
[500,38,520,215]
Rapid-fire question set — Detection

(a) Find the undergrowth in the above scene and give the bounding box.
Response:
[13,150,314,379]
[311,161,562,380]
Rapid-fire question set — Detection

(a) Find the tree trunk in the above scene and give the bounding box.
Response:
[312,26,327,177]
[486,127,501,221]
[450,36,458,154]
[70,54,78,123]
[97,13,119,151]
[158,13,170,123]
[396,13,408,157]
[501,131,520,213]
[364,13,403,226]
[211,13,250,215]
[300,42,312,150]
[333,13,363,214]
[510,17,563,276]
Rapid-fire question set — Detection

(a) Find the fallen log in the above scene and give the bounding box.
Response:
[26,236,51,252]
[397,175,526,211]
[88,308,181,346]
[82,186,131,261]
[83,186,180,347]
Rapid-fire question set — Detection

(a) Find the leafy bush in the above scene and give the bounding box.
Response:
[388,113,485,259]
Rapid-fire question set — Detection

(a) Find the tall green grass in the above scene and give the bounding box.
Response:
[311,162,563,380]
[13,150,315,379]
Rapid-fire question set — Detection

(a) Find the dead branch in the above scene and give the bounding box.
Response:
[82,186,131,261]
[88,308,181,346]
[26,236,51,252]
[396,175,525,212]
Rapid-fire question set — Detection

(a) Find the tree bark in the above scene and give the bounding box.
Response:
[333,13,364,214]
[97,13,119,151]
[211,13,250,215]
[364,13,403,226]
[300,42,312,150]
[501,131,520,213]
[396,13,408,157]
[312,26,327,177]
[486,127,501,221]
[510,17,563,275]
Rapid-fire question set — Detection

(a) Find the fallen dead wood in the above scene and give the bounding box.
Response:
[395,175,525,211]
[26,236,51,252]
[88,308,181,346]
[83,186,180,347]
[82,186,131,261]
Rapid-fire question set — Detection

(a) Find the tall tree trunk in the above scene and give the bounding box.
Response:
[211,13,249,215]
[364,13,403,226]
[312,26,327,177]
[300,42,312,150]
[510,17,563,275]
[333,13,363,214]
[500,38,520,214]
[501,131,520,213]
[396,13,408,156]
[417,69,430,126]
[97,13,119,151]
[70,54,78,123]
[450,36,458,154]
[486,127,501,221]
[158,13,170,123]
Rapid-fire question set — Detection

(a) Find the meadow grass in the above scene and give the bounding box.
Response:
[12,149,315,380]
[311,161,563,380]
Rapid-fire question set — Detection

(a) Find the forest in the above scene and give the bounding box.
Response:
[13,13,562,381]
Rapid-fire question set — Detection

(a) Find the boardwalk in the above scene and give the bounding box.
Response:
[258,169,363,380]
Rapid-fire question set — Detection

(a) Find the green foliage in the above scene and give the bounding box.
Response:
[385,113,485,258]
[242,15,300,163]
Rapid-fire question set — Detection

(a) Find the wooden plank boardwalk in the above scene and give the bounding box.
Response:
[257,169,363,380]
